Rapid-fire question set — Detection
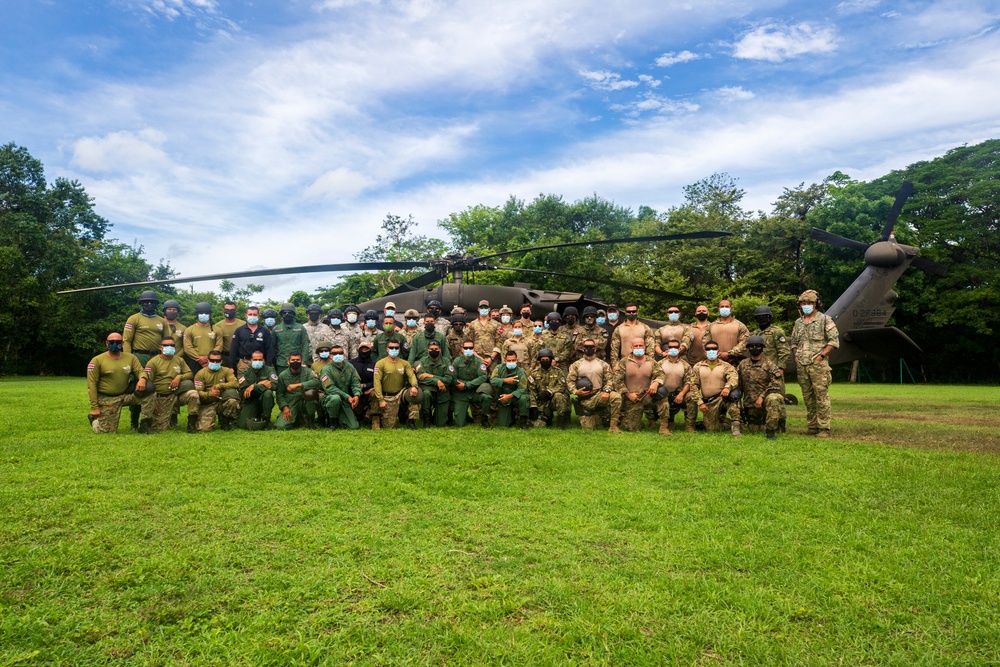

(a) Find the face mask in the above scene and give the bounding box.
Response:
[668,313,680,322]
[383,324,395,333]
[521,312,531,320]
[309,312,319,321]
[565,316,577,325]
[247,316,259,325]
[454,326,465,335]
[539,358,552,369]
[282,314,295,324]
[107,341,123,353]
[385,309,395,317]
[366,319,377,328]
[141,304,156,316]
[225,310,236,319]
[510,328,522,338]
[596,317,606,325]
[667,348,680,357]
[549,322,560,331]
[162,346,175,356]
[801,304,814,315]
[332,354,345,364]
[331,318,342,326]
[424,323,435,334]
[347,314,358,323]
[583,346,596,356]
[264,317,276,327]
[479,308,489,317]
[358,349,372,360]
[755,318,770,329]
[632,349,645,357]
[198,313,210,323]
[695,312,708,322]
[501,315,510,324]
[534,325,543,334]
[748,348,764,358]
[165,309,178,320]
[289,361,302,371]
[706,350,719,361]
[625,312,637,320]
[388,349,400,358]
[463,349,475,358]
[208,362,222,371]
[429,349,440,359]
[406,319,417,328]
[319,351,330,359]
[251,360,264,370]
[608,312,618,322]
[505,361,517,370]
[719,307,731,318]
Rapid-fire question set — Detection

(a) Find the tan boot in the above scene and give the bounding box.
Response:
[659,420,672,436]
[731,421,742,438]
[371,416,381,431]
[608,421,622,434]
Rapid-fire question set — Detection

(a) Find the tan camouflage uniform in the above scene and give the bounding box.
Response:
[567,357,622,431]
[737,356,785,433]
[141,354,198,432]
[688,359,741,432]
[193,366,240,431]
[613,355,665,432]
[791,309,840,433]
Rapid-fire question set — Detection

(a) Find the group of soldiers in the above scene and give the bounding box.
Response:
[86,289,839,437]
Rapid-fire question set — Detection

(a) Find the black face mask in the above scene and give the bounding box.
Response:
[425,323,436,335]
[755,317,772,329]
[282,314,295,324]
[141,304,156,316]
[695,313,709,321]
[358,349,372,361]
[429,349,440,359]
[308,312,319,321]
[521,312,531,320]
[748,347,764,358]
[224,310,236,319]
[107,341,123,353]
[583,346,596,356]
[625,313,638,320]
[548,322,561,331]
[565,316,577,325]
[289,361,302,371]
[165,309,178,320]
[539,358,552,369]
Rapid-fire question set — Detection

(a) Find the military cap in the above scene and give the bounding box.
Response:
[798,290,820,303]
[404,308,420,318]
[385,301,397,310]
[306,303,322,314]
[316,340,334,352]
[279,302,295,314]
[138,290,160,304]
[747,335,766,348]
[582,306,598,317]
[499,304,513,315]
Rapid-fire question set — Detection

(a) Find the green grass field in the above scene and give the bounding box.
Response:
[2,378,999,666]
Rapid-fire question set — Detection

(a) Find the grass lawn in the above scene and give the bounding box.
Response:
[2,378,999,665]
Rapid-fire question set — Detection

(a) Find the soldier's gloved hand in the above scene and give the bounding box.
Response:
[538,389,552,402]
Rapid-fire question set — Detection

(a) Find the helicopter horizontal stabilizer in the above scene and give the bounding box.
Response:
[840,326,921,361]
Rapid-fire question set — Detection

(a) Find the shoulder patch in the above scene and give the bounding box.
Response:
[124,323,133,330]
[270,373,278,381]
[480,363,487,371]
[87,363,95,370]
[209,332,216,339]
[826,321,836,330]
[156,323,163,330]
[527,375,534,384]
[238,376,246,384]
[194,380,204,387]
[448,366,454,372]
[144,366,152,373]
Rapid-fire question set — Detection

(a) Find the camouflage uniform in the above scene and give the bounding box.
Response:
[688,359,741,432]
[86,352,145,433]
[319,362,362,430]
[399,326,422,360]
[489,364,529,427]
[433,316,452,337]
[702,318,751,363]
[445,325,469,361]
[468,318,502,364]
[372,356,422,429]
[531,364,570,427]
[656,357,697,433]
[737,356,785,433]
[450,353,492,427]
[237,363,278,428]
[654,323,694,360]
[791,311,840,434]
[540,329,575,373]
[576,323,610,361]
[501,335,539,376]
[752,323,791,427]
[413,355,454,426]
[374,330,408,361]
[193,366,240,431]
[275,366,321,430]
[272,322,311,375]
[610,321,655,366]
[688,321,711,365]
[613,355,665,432]
[141,354,198,432]
[355,327,378,356]
[567,358,622,431]
[303,320,336,362]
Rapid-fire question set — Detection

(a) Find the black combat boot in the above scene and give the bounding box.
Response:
[766,429,776,440]
[170,414,179,428]
[519,415,530,430]
[187,414,198,433]
[304,414,316,430]
[138,418,153,434]
[130,406,140,431]
[778,418,786,433]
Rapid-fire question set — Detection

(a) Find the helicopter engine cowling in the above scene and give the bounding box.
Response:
[864,241,906,268]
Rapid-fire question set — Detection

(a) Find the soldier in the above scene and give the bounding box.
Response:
[501,321,538,375]
[123,290,168,431]
[343,304,363,337]
[654,305,694,361]
[688,304,711,365]
[374,314,407,360]
[358,310,379,351]
[139,336,198,434]
[737,336,785,439]
[568,338,623,433]
[213,301,245,367]
[450,340,492,428]
[325,308,359,360]
[609,302,655,365]
[688,342,742,437]
[531,348,570,429]
[539,311,575,373]
[382,301,403,329]
[303,304,335,363]
[409,314,450,365]
[262,308,278,331]
[237,350,278,429]
[514,304,534,335]
[350,339,378,426]
[702,299,750,364]
[790,289,840,437]
[752,305,791,433]
[445,315,469,360]
[371,341,422,430]
[576,306,609,361]
[183,302,217,374]
[311,341,333,375]
[400,308,422,358]
[529,319,545,346]
[490,351,530,429]
[414,339,453,427]
[614,337,665,432]
[162,299,185,340]
[468,299,502,371]
[496,304,514,340]
[275,351,321,430]
[561,306,582,348]
[230,306,275,372]
[193,350,240,432]
[86,332,147,434]
[426,300,451,336]
[319,344,362,430]
[273,302,310,375]
[601,303,620,360]
[656,338,696,434]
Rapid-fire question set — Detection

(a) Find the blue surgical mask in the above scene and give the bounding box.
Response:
[385,309,395,317]
[251,360,264,370]
[668,312,680,322]
[208,362,222,371]
[247,316,259,325]
[667,348,680,358]
[608,312,618,322]
[406,319,417,327]
[596,317,606,325]
[264,317,276,327]
[366,319,377,328]
[479,308,489,316]
[706,350,719,361]
[632,349,645,357]
[534,325,543,334]
[388,349,400,358]
[332,354,345,364]
[162,346,175,356]
[331,318,342,326]
[198,313,210,323]
[319,351,330,359]
[463,349,474,358]
[505,361,517,370]
[719,307,731,318]
[512,328,523,337]
[801,304,814,315]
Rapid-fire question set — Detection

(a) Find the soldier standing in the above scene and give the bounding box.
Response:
[162,299,185,340]
[737,336,786,439]
[539,312,575,374]
[609,302,655,366]
[213,301,245,368]
[790,289,840,438]
[350,340,378,426]
[374,315,408,360]
[702,299,750,364]
[468,299,502,371]
[654,305,694,361]
[86,333,147,434]
[303,304,335,363]
[230,306,274,372]
[576,306,609,361]
[183,302,217,375]
[325,308,358,360]
[688,304,711,365]
[445,315,469,360]
[123,290,168,431]
[409,314,450,365]
[426,300,451,336]
[273,302,311,375]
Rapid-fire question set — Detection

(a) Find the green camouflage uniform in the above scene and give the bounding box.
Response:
[791,312,840,433]
[275,366,321,430]
[737,356,785,433]
[450,353,492,427]
[613,355,665,432]
[409,331,451,365]
[272,322,311,375]
[752,323,791,425]
[576,324,609,361]
[489,364,529,427]
[141,354,197,432]
[320,361,362,429]
[237,363,278,428]
[688,359,740,432]
[374,330,408,361]
[567,358,622,430]
[530,364,570,427]
[372,356,422,429]
[413,355,454,426]
[540,330,575,373]
[86,352,145,433]
[193,366,240,431]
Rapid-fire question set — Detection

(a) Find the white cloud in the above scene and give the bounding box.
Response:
[304,168,375,199]
[836,0,879,15]
[580,69,639,91]
[655,50,701,67]
[609,94,699,117]
[71,129,169,173]
[733,22,838,62]
[137,0,219,20]
[895,3,999,48]
[638,74,661,88]
[714,86,755,102]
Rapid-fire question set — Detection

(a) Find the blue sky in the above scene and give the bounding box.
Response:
[3,0,999,299]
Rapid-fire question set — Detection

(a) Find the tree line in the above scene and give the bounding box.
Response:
[2,140,997,382]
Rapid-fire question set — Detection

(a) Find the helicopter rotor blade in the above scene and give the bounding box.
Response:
[911,256,949,277]
[488,265,697,302]
[881,181,915,241]
[383,269,444,296]
[473,231,732,263]
[56,261,433,295]
[809,228,870,252]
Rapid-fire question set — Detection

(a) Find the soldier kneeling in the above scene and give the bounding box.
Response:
[737,336,785,439]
